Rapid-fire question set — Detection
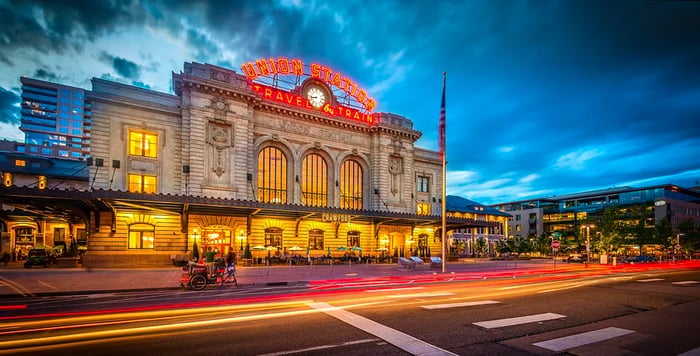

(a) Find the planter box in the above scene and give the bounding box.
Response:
[242,258,253,267]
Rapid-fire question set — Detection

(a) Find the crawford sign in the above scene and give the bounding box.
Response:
[241,57,377,112]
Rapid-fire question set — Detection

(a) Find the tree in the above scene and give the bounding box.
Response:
[475,236,488,256]
[192,241,199,261]
[244,242,252,259]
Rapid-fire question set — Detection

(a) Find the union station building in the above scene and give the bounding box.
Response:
[0,60,510,267]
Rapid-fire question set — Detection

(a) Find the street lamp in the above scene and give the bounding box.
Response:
[582,224,594,267]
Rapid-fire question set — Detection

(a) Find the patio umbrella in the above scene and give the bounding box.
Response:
[351,246,362,257]
[289,246,303,251]
[336,246,348,251]
[33,245,50,250]
[375,247,388,251]
[252,245,266,251]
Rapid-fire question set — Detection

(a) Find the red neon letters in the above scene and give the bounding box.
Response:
[251,84,378,125]
[241,57,376,112]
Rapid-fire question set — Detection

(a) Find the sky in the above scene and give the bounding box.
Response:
[1,0,699,205]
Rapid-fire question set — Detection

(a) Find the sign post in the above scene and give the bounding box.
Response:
[551,240,560,269]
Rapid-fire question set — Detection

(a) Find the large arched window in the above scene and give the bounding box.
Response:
[340,159,363,210]
[301,153,327,207]
[257,146,287,203]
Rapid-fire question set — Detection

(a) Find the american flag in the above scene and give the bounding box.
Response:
[439,72,446,156]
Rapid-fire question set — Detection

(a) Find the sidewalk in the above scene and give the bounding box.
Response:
[0,259,574,298]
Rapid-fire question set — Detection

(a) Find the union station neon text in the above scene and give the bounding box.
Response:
[241,57,377,112]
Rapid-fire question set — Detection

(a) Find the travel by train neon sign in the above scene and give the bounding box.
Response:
[251,83,379,125]
[241,57,377,112]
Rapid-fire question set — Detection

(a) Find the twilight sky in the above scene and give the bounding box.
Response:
[1,0,699,205]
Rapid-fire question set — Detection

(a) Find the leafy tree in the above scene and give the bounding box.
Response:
[677,218,700,253]
[244,242,252,259]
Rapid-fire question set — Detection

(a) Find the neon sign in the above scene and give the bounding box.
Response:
[241,57,377,112]
[251,83,378,125]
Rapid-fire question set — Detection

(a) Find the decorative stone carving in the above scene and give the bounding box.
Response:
[206,122,233,178]
[212,97,227,121]
[389,155,403,196]
[392,136,403,154]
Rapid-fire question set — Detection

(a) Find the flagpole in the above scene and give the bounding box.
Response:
[440,72,447,273]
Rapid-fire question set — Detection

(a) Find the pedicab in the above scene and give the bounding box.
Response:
[179,258,237,290]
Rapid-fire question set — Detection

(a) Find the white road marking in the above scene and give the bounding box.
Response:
[308,302,457,356]
[422,300,501,310]
[678,345,700,356]
[257,338,380,356]
[473,312,566,329]
[672,281,699,285]
[38,280,59,290]
[637,278,664,282]
[532,327,635,351]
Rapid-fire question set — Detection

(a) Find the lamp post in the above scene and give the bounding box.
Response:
[583,224,594,267]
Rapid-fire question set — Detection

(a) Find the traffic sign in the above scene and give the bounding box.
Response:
[551,240,560,249]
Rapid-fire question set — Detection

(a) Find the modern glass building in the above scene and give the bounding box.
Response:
[20,77,91,160]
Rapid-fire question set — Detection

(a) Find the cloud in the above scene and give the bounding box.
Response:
[99,52,141,80]
[33,68,59,81]
[0,87,20,125]
[553,148,604,170]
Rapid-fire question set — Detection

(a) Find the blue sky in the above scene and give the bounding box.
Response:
[1,0,699,205]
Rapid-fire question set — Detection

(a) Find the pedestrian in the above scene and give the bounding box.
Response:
[2,252,9,267]
[226,250,236,266]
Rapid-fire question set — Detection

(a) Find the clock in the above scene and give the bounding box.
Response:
[306,85,327,108]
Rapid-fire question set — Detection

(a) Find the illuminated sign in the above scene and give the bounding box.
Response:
[322,213,352,223]
[252,83,378,125]
[241,57,376,112]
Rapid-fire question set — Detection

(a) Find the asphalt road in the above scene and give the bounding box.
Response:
[1,267,699,356]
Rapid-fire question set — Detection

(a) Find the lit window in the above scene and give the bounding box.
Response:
[308,229,324,250]
[3,172,12,187]
[257,146,287,203]
[417,202,431,215]
[347,231,360,248]
[340,159,363,210]
[37,176,47,189]
[417,176,430,193]
[129,223,154,249]
[15,159,26,167]
[301,153,327,207]
[265,227,283,249]
[128,131,158,158]
[128,174,157,193]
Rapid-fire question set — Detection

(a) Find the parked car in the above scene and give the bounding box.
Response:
[625,255,657,263]
[23,249,51,268]
[566,253,586,263]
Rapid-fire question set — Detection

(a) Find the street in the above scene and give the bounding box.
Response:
[1,263,699,355]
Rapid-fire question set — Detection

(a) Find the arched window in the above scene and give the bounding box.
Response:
[129,223,154,249]
[308,229,324,250]
[257,146,287,203]
[265,227,283,249]
[339,159,363,210]
[347,231,361,248]
[301,153,327,207]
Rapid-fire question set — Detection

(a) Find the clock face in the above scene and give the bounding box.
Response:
[306,86,326,108]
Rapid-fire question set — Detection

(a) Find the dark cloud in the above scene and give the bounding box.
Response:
[99,52,141,80]
[0,0,146,56]
[0,87,20,125]
[33,68,59,81]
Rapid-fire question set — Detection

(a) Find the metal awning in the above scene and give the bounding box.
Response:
[0,186,500,229]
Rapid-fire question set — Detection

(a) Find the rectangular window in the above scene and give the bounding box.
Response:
[308,230,324,250]
[128,174,157,193]
[417,176,430,193]
[129,230,154,249]
[15,159,26,167]
[417,202,431,215]
[129,131,158,158]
